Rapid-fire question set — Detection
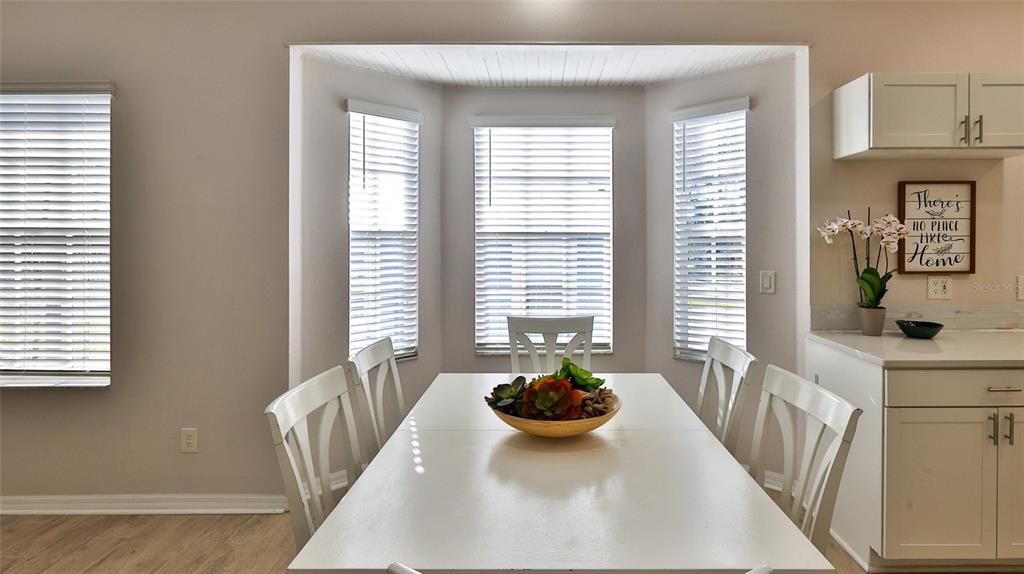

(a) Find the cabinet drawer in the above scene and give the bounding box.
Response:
[886,370,1024,407]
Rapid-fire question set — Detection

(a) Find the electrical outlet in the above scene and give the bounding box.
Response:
[1018,276,1024,301]
[180,427,198,453]
[759,270,776,294]
[927,275,952,300]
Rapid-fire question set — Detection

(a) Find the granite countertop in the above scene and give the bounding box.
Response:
[808,330,1024,369]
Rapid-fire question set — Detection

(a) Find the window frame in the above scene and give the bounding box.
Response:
[0,83,115,388]
[471,118,616,355]
[671,98,750,361]
[345,100,422,361]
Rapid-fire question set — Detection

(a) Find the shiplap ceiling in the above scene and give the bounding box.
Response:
[300,44,801,87]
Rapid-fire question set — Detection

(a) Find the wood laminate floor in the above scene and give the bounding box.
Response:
[0,513,866,574]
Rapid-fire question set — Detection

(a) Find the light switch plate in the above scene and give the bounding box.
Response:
[927,275,952,300]
[759,270,776,294]
[1018,276,1024,301]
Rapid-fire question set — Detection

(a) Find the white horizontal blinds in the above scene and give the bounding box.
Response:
[348,111,419,358]
[0,93,111,374]
[673,109,747,357]
[474,126,613,352]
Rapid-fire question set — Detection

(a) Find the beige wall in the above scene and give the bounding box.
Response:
[440,86,648,373]
[2,1,1022,496]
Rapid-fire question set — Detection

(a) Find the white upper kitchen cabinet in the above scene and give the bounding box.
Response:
[970,73,1024,148]
[834,72,1024,159]
[872,73,969,149]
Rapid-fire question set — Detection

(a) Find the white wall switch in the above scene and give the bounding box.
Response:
[927,275,952,300]
[1018,276,1024,301]
[759,270,776,294]
[181,427,199,453]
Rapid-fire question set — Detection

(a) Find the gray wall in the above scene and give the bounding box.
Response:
[2,1,1022,497]
[645,56,804,460]
[294,56,444,403]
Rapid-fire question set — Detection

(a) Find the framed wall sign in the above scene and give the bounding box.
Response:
[898,181,976,274]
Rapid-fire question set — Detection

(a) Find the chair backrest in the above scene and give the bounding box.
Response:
[265,365,364,550]
[695,336,757,454]
[350,337,406,449]
[749,365,862,551]
[507,315,594,373]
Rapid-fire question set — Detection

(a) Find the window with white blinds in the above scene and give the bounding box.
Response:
[474,125,613,352]
[672,107,747,358]
[348,109,419,358]
[0,92,111,377]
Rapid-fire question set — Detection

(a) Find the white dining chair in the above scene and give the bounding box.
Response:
[695,336,757,455]
[507,315,594,373]
[749,364,863,552]
[350,336,407,449]
[265,365,365,550]
[388,563,771,574]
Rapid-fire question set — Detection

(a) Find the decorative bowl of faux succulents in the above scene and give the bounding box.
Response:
[484,358,621,438]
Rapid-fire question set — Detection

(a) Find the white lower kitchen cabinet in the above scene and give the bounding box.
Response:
[1000,407,1024,559]
[806,331,1024,572]
[885,407,998,559]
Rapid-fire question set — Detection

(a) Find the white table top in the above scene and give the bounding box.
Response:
[398,373,708,432]
[289,373,834,574]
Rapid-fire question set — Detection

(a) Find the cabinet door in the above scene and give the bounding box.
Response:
[999,407,1024,558]
[884,407,998,559]
[872,73,969,148]
[970,73,1024,148]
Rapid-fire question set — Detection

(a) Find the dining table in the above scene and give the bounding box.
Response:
[288,372,836,574]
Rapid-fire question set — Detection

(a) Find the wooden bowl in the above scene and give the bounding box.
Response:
[490,395,622,438]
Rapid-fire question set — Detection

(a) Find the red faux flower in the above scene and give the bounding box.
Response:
[521,377,583,420]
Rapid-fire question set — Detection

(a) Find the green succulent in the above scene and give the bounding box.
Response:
[485,375,527,414]
[551,357,605,392]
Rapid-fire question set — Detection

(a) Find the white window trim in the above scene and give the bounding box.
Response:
[669,96,749,124]
[1,88,114,386]
[344,99,423,125]
[0,81,117,95]
[346,108,421,359]
[0,375,111,389]
[472,123,615,354]
[471,115,616,128]
[671,102,749,362]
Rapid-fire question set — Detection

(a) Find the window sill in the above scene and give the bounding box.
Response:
[394,352,418,363]
[475,349,614,357]
[0,376,111,389]
[673,350,709,363]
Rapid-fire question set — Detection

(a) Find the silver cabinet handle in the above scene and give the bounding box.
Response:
[974,114,984,143]
[960,114,970,143]
[990,413,999,446]
[988,386,1023,392]
[1007,413,1016,446]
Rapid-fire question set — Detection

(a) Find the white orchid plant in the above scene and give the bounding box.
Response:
[817,209,910,309]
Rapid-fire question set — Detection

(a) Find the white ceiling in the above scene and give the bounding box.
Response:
[299,44,801,88]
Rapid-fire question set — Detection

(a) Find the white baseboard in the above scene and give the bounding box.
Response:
[0,494,288,515]
[761,471,872,572]
[831,528,871,572]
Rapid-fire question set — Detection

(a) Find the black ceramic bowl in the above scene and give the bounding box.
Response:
[896,320,944,339]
